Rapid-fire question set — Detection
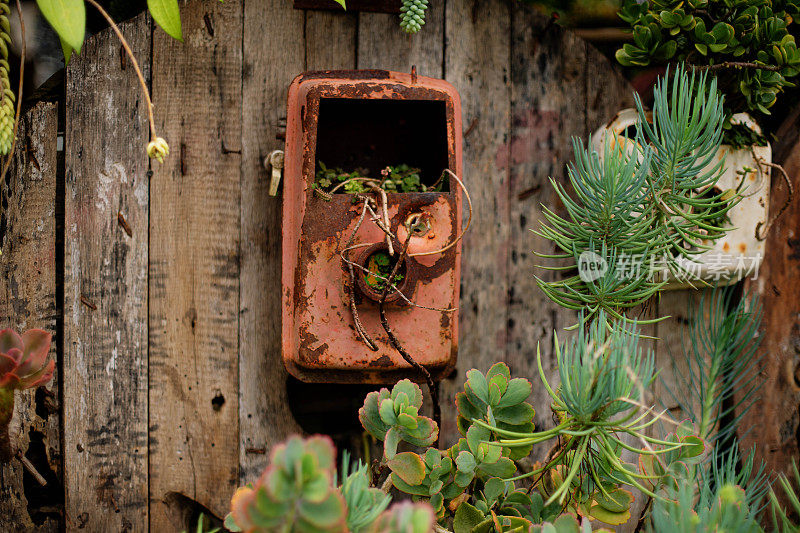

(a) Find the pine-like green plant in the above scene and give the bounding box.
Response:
[662,287,763,445]
[338,451,391,532]
[478,313,704,524]
[536,65,735,322]
[770,461,800,532]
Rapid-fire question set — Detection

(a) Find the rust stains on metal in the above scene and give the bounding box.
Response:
[281,70,463,384]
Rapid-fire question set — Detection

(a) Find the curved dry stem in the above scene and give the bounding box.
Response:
[85,0,158,141]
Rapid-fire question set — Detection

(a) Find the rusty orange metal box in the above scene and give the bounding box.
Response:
[281,70,463,383]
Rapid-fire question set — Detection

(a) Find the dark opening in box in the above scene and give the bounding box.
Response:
[315,98,450,191]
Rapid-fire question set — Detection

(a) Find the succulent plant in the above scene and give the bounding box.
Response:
[0,328,54,461]
[225,435,347,533]
[359,379,438,460]
[339,451,391,532]
[617,0,800,117]
[367,501,435,533]
[455,362,535,460]
[0,328,54,391]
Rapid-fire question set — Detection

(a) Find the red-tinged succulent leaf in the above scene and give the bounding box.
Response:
[594,488,634,513]
[379,398,398,426]
[0,329,23,354]
[486,362,510,382]
[391,379,423,407]
[0,373,20,390]
[20,329,52,370]
[387,452,426,486]
[230,486,257,530]
[296,491,347,531]
[679,435,705,458]
[0,352,18,376]
[400,416,438,447]
[497,378,532,408]
[390,472,430,496]
[465,369,489,404]
[369,501,436,533]
[478,457,516,478]
[0,330,54,391]
[455,391,482,421]
[359,390,390,440]
[22,360,55,389]
[304,435,336,472]
[493,402,535,425]
[589,503,632,526]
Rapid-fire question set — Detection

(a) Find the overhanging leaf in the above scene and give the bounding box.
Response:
[148,0,183,41]
[36,0,86,53]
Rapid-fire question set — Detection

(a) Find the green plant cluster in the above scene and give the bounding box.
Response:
[224,434,435,533]
[616,0,800,116]
[221,39,800,533]
[363,250,406,291]
[401,0,430,33]
[536,65,737,323]
[314,162,437,195]
[1,328,54,461]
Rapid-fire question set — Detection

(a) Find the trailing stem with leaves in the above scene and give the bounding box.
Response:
[0,0,184,163]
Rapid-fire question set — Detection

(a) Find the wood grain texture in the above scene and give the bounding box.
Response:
[63,14,150,532]
[740,134,800,495]
[0,102,59,532]
[356,1,444,76]
[148,1,243,529]
[507,6,589,461]
[239,0,305,483]
[438,0,512,446]
[304,11,357,70]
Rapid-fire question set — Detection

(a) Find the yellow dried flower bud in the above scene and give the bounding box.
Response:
[147,137,169,163]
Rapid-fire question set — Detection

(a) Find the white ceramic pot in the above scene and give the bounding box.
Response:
[592,109,770,289]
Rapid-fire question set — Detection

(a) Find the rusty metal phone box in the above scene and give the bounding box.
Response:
[281,70,463,383]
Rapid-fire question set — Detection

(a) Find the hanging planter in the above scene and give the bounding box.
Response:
[281,69,464,384]
[592,109,771,289]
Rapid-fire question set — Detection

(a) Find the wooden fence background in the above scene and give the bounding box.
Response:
[0,0,797,530]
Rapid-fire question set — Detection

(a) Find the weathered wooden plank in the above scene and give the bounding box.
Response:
[305,11,357,70]
[356,2,444,76]
[506,7,589,461]
[0,102,59,532]
[239,0,305,483]
[148,1,243,528]
[63,14,150,532]
[438,0,512,446]
[740,138,800,496]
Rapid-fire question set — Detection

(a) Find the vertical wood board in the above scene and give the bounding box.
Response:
[0,102,59,532]
[148,1,244,528]
[63,14,150,532]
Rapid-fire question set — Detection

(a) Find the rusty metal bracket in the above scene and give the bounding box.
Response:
[265,150,284,196]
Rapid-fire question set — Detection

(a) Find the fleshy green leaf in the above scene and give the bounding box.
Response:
[36,0,86,52]
[453,502,485,533]
[148,0,183,41]
[387,452,426,486]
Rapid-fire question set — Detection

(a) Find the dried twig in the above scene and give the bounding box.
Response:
[378,233,441,443]
[16,450,47,486]
[690,61,781,73]
[753,154,794,240]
